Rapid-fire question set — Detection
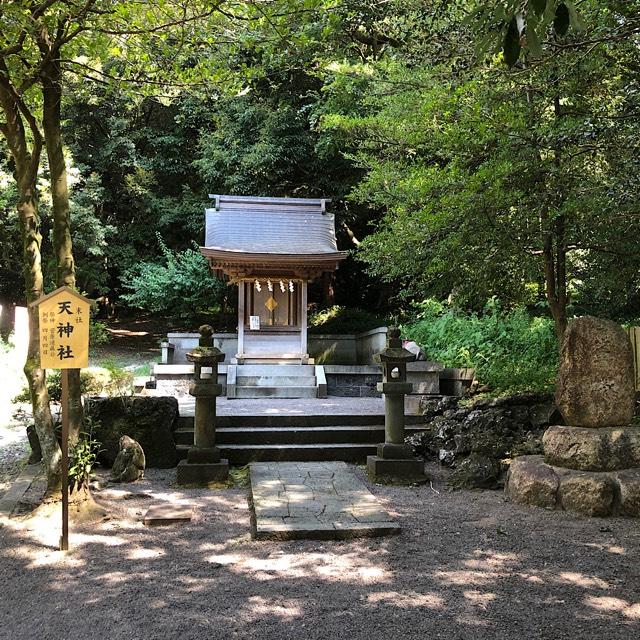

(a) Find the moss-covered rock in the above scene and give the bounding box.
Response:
[406,393,558,488]
[86,396,178,468]
[448,454,501,490]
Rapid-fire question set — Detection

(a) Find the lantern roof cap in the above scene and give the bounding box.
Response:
[186,347,225,365]
[374,327,416,364]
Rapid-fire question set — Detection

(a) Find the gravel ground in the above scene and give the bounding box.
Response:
[0,409,30,498]
[1,342,32,498]
[1,464,638,640]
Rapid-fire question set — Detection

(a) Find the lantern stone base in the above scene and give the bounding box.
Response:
[366,455,427,485]
[176,459,229,485]
[505,455,640,518]
[187,446,221,464]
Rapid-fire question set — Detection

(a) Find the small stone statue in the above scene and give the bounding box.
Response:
[110,435,146,483]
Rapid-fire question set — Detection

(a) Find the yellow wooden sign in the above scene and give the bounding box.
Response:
[31,286,91,369]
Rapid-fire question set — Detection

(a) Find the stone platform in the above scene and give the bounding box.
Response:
[178,396,389,417]
[249,462,400,540]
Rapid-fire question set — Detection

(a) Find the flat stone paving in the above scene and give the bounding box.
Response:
[249,461,400,540]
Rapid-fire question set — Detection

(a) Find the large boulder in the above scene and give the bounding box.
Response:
[86,396,179,468]
[555,316,635,427]
[615,470,640,517]
[543,425,640,471]
[505,456,559,509]
[558,472,615,517]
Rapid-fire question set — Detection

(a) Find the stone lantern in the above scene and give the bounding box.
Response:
[367,327,427,484]
[176,325,228,484]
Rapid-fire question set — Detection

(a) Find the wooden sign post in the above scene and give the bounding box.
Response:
[30,286,90,551]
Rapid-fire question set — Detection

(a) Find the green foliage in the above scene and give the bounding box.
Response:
[308,305,386,334]
[120,234,226,322]
[323,25,640,318]
[403,299,558,393]
[68,419,102,494]
[89,317,110,347]
[100,359,135,399]
[0,166,23,303]
[2,0,638,333]
[13,370,106,404]
[470,0,591,66]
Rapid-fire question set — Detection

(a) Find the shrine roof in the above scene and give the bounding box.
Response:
[203,195,347,260]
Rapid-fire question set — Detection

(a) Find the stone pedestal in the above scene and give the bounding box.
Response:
[176,325,229,486]
[506,316,640,518]
[367,442,427,485]
[176,459,229,485]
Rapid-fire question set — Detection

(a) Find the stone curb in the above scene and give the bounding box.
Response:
[0,463,41,519]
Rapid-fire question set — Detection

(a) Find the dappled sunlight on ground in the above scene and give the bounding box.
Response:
[433,550,520,587]
[1,468,640,639]
[367,590,445,609]
[205,550,392,584]
[585,596,640,620]
[557,572,610,590]
[239,595,304,622]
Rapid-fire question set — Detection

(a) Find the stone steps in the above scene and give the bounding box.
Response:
[235,385,318,399]
[236,376,317,386]
[229,363,320,399]
[177,442,376,464]
[174,407,427,462]
[236,364,315,375]
[176,413,425,429]
[174,424,426,446]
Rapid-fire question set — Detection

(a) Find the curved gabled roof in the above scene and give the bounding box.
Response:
[203,195,345,257]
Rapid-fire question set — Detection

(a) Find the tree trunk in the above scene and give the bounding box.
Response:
[322,272,335,307]
[543,224,568,346]
[19,189,61,490]
[546,95,568,346]
[42,58,83,445]
[37,50,104,524]
[0,72,61,492]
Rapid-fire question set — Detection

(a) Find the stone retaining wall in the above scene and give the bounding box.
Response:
[163,327,389,366]
[406,393,560,489]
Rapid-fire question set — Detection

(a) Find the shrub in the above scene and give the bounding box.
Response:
[403,299,558,394]
[89,317,110,346]
[13,369,108,403]
[120,234,226,323]
[308,305,387,335]
[68,432,102,493]
[101,358,134,398]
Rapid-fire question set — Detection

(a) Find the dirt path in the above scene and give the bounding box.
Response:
[1,465,638,640]
[90,315,166,368]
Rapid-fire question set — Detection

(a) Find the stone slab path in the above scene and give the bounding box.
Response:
[249,461,400,540]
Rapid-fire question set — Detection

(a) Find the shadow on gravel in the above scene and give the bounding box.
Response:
[0,475,638,640]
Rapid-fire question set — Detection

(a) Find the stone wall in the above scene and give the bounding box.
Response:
[164,327,389,366]
[324,366,381,397]
[355,327,388,365]
[165,332,237,364]
[406,393,560,489]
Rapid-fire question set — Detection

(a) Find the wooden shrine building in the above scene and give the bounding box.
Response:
[201,195,347,364]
